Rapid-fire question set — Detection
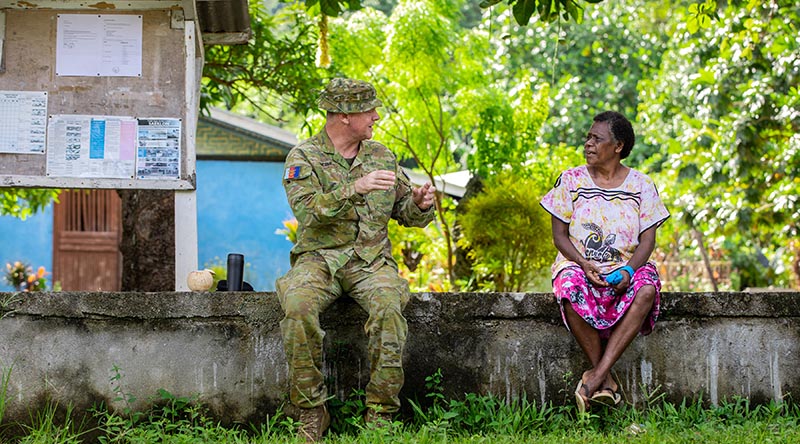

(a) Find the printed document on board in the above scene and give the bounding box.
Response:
[56,14,143,77]
[46,115,137,178]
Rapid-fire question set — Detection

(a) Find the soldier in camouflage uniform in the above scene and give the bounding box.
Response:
[276,78,436,442]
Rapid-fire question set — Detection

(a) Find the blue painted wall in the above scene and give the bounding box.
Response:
[0,160,293,292]
[0,205,53,291]
[196,160,293,291]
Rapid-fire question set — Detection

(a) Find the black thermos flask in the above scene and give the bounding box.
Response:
[227,253,244,291]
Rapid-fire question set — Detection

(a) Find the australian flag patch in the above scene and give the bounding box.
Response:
[284,166,302,180]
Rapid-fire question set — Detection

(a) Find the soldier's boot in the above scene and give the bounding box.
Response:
[297,405,330,443]
[364,407,394,429]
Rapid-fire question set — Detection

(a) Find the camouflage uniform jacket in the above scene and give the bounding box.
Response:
[283,130,435,274]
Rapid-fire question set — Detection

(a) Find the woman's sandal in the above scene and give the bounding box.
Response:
[574,379,592,413]
[591,386,622,407]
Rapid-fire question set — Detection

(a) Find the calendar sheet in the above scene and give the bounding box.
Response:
[0,91,48,154]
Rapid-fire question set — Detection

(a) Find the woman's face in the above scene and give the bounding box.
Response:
[583,121,622,166]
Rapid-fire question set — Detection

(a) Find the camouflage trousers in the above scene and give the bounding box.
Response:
[275,252,410,413]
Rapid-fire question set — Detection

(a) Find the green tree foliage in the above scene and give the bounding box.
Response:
[324,0,598,288]
[458,77,581,290]
[468,79,550,178]
[389,199,456,291]
[309,0,365,16]
[639,0,800,288]
[458,172,555,291]
[456,76,554,290]
[480,0,604,26]
[302,0,602,26]
[326,0,504,284]
[481,0,676,161]
[201,2,324,121]
[0,189,59,220]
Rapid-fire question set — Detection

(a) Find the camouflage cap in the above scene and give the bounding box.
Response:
[318,78,383,114]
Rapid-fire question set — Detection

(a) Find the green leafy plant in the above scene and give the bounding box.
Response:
[686,0,716,34]
[389,202,455,292]
[246,407,299,441]
[408,368,459,429]
[328,388,367,435]
[0,188,60,220]
[18,401,85,444]
[478,0,600,26]
[94,368,220,443]
[1,293,21,320]
[92,378,298,443]
[92,364,144,442]
[468,79,550,179]
[640,0,800,289]
[0,364,11,427]
[108,365,139,420]
[201,2,323,120]
[409,368,578,437]
[458,172,556,292]
[559,370,574,405]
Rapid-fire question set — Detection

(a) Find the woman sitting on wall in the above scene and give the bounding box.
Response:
[540,111,670,412]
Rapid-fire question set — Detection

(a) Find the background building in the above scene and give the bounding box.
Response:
[0,108,295,291]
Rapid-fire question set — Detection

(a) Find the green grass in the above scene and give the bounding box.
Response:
[0,365,10,426]
[1,367,798,443]
[2,391,799,443]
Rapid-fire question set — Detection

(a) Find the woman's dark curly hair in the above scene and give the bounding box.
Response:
[594,111,635,159]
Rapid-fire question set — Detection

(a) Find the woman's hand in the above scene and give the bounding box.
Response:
[580,260,609,287]
[552,216,609,287]
[606,266,634,294]
[608,225,658,295]
[611,273,631,294]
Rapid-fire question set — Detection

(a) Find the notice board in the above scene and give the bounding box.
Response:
[0,8,197,190]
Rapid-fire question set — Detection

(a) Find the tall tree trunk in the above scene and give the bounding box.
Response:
[791,239,800,290]
[692,228,718,292]
[118,190,175,291]
[453,176,484,290]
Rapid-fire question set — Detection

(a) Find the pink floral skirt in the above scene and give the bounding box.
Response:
[553,263,661,339]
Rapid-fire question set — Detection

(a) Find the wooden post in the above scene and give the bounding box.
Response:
[175,19,200,291]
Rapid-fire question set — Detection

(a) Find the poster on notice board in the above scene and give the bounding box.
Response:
[136,118,181,180]
[46,114,137,178]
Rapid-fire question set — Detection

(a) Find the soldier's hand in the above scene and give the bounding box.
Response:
[355,170,396,194]
[413,182,436,210]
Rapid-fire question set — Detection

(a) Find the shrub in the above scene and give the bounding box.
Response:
[458,172,555,292]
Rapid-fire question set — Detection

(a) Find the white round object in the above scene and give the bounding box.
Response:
[187,269,215,291]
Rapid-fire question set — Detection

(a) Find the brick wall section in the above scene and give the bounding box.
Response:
[196,123,288,160]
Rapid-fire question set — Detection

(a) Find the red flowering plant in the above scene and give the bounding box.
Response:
[3,262,50,292]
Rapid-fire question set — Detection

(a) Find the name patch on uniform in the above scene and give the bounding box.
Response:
[284,166,302,179]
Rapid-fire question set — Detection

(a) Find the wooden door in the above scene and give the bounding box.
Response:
[53,190,122,291]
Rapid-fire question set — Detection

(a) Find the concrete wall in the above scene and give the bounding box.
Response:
[0,291,798,427]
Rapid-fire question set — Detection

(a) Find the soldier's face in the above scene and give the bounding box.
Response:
[347,108,380,140]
